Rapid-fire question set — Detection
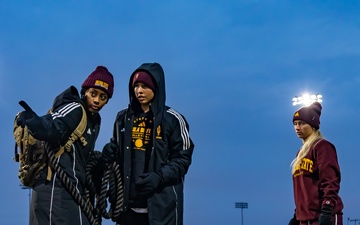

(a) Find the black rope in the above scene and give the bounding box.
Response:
[47,149,124,224]
[85,151,104,223]
[97,161,124,222]
[48,150,100,225]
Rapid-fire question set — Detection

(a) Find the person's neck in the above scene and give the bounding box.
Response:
[141,105,150,113]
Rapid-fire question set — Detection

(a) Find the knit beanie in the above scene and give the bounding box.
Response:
[132,71,155,91]
[292,102,322,129]
[82,66,114,98]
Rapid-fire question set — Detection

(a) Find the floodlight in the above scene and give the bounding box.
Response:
[292,93,322,106]
[235,202,248,225]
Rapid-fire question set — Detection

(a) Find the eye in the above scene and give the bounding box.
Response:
[100,94,108,101]
[90,91,96,97]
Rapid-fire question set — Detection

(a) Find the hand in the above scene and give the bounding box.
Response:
[288,213,299,225]
[319,205,334,225]
[16,100,38,128]
[102,142,118,163]
[135,172,163,196]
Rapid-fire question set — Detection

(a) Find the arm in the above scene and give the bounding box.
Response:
[135,110,194,196]
[20,101,83,145]
[102,109,127,163]
[316,141,341,207]
[159,111,194,185]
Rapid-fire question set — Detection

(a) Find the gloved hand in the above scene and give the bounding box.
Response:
[319,205,334,225]
[288,213,299,225]
[16,100,39,128]
[135,172,163,196]
[102,141,118,163]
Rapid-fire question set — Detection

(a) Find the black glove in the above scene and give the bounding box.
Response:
[319,205,334,225]
[288,213,299,225]
[102,141,118,163]
[16,100,39,128]
[135,172,163,196]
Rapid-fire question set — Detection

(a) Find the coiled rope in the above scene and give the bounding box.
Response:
[48,149,124,225]
[97,160,124,222]
[47,149,100,225]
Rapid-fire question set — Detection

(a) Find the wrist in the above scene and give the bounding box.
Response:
[155,171,164,183]
[321,204,334,216]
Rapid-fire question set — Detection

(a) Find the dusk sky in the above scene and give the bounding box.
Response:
[1,1,360,225]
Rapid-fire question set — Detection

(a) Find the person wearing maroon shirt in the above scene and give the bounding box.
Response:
[289,102,343,225]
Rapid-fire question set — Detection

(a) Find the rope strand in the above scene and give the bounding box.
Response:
[48,149,100,225]
[97,161,124,222]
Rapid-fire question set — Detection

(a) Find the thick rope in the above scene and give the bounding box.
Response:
[47,149,100,225]
[48,148,124,224]
[85,151,104,223]
[97,161,124,222]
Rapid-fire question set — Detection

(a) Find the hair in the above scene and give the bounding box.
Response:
[80,87,87,97]
[290,129,323,174]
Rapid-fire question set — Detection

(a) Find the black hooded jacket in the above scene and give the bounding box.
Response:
[110,63,194,225]
[26,86,101,225]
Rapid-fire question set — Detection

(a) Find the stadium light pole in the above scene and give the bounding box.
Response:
[235,202,248,225]
[292,93,322,107]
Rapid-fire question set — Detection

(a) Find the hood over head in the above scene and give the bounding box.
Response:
[128,62,165,116]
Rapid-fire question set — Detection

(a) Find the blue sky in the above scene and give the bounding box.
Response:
[1,1,360,225]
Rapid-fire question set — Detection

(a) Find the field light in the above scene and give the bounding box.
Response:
[292,93,323,106]
[235,202,248,225]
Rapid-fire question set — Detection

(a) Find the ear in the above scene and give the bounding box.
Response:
[80,88,87,97]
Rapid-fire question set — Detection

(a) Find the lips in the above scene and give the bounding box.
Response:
[137,96,145,101]
[90,105,99,111]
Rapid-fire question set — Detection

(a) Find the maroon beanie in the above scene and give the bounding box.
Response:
[132,71,155,91]
[82,66,114,98]
[292,102,322,129]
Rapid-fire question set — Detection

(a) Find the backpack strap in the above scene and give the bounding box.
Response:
[54,104,88,157]
[65,104,88,151]
[46,104,88,181]
[13,112,23,163]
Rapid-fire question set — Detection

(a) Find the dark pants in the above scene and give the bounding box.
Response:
[117,209,150,225]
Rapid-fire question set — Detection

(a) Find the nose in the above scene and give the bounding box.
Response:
[136,86,144,93]
[93,95,100,104]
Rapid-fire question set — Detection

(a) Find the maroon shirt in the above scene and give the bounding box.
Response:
[292,138,343,221]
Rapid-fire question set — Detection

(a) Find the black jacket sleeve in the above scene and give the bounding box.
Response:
[26,102,83,146]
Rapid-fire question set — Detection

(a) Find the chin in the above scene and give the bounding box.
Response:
[89,108,100,113]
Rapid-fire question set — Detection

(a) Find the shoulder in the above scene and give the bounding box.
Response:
[51,102,83,120]
[315,138,335,149]
[163,107,190,130]
[116,108,128,120]
[313,138,337,157]
[165,107,187,122]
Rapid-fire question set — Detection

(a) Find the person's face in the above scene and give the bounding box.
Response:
[134,82,154,112]
[293,120,314,140]
[84,88,108,113]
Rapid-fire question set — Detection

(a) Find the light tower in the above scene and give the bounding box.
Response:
[292,93,323,106]
[235,202,248,225]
